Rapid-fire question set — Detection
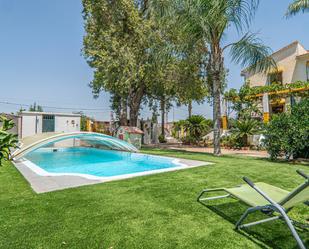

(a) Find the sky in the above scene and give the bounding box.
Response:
[0,0,308,122]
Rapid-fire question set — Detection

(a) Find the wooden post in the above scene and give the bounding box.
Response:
[222,98,228,130]
[86,118,92,132]
[262,93,270,123]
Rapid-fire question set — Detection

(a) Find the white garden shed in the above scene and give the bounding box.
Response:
[19,111,81,138]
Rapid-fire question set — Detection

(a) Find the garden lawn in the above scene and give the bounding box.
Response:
[0,148,308,249]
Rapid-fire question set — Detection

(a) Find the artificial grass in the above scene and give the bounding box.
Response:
[0,149,308,249]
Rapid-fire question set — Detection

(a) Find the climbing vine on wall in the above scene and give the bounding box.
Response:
[224,81,309,102]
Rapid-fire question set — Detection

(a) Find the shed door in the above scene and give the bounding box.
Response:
[42,115,55,132]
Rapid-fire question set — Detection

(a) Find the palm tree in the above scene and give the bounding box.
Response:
[183,115,212,143]
[286,0,309,16]
[158,0,275,155]
[173,120,188,135]
[231,119,261,147]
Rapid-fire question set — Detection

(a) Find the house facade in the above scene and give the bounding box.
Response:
[19,111,81,138]
[240,41,309,122]
[85,118,111,134]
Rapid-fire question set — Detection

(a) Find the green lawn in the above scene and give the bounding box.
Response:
[0,148,308,249]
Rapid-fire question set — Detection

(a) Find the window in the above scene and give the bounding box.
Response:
[306,61,309,81]
[267,71,283,85]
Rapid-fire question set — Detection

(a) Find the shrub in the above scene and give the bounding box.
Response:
[264,98,309,160]
[230,118,261,147]
[263,113,292,159]
[221,135,236,148]
[172,120,189,139]
[180,135,196,145]
[0,116,19,165]
[158,134,166,143]
[183,115,212,144]
[172,115,212,145]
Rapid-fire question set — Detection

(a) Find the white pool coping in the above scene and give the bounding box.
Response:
[22,157,189,181]
[14,153,212,193]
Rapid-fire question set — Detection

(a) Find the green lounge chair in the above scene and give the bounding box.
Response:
[197,170,309,249]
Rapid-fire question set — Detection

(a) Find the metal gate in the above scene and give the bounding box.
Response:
[42,115,55,132]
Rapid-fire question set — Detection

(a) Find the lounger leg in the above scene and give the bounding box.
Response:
[235,206,262,229]
[237,205,306,249]
[276,207,306,249]
[238,216,281,229]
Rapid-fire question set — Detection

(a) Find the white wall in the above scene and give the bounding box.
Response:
[21,115,42,138]
[21,114,80,138]
[244,42,308,87]
[292,58,308,82]
[55,116,80,133]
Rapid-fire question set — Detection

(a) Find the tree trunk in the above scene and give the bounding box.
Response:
[129,104,139,127]
[128,84,145,127]
[188,101,192,118]
[213,83,221,155]
[210,42,223,156]
[160,98,165,137]
[243,134,248,147]
[119,98,128,126]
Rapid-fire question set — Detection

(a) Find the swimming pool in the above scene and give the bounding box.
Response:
[24,147,186,179]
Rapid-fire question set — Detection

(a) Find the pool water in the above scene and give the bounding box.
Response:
[25,147,181,178]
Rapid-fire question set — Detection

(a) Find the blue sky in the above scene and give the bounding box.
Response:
[0,0,308,121]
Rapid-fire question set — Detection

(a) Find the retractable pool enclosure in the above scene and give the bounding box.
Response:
[13,132,138,160]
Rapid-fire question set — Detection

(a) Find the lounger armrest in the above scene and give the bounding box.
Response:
[242,176,279,207]
[243,177,255,188]
[296,170,308,180]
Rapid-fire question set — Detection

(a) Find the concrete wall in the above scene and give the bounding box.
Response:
[20,113,80,138]
[21,115,42,138]
[55,116,80,133]
[293,57,309,82]
[243,42,309,87]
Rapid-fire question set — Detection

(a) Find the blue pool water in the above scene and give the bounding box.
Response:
[25,147,180,177]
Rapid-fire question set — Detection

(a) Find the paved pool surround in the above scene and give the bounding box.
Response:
[14,157,211,193]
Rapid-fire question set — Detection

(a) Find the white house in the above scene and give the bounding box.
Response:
[19,111,81,138]
[242,41,309,87]
[240,41,309,121]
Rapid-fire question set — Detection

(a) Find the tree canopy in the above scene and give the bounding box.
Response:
[83,0,153,126]
[148,0,275,154]
[82,0,208,128]
[286,0,309,16]
[82,0,275,155]
[28,102,43,112]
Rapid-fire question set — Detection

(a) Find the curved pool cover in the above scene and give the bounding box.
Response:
[13,132,138,160]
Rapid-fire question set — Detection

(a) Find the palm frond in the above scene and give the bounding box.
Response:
[286,0,309,17]
[226,0,260,32]
[229,32,276,73]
